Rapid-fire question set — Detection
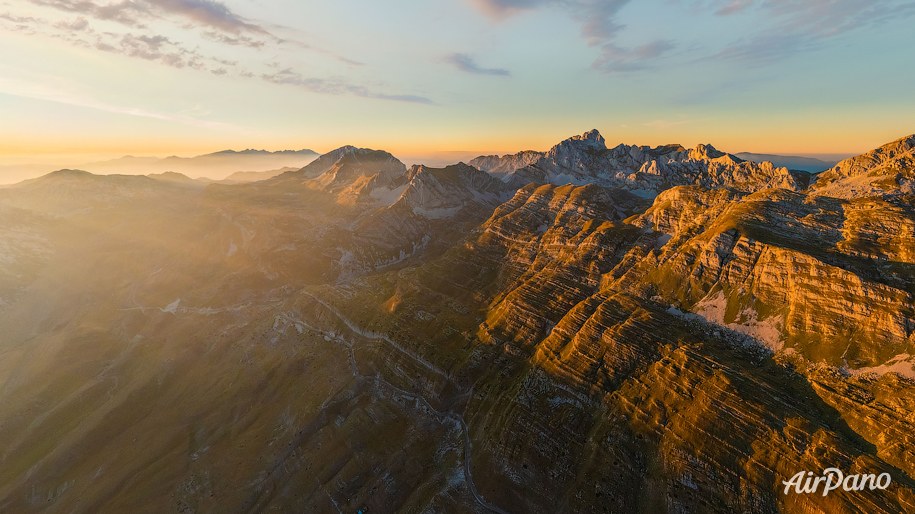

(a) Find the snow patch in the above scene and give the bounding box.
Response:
[338,249,354,266]
[849,354,915,380]
[161,299,181,314]
[369,184,408,205]
[693,292,784,351]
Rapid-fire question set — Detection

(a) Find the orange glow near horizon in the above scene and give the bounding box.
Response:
[1,126,906,166]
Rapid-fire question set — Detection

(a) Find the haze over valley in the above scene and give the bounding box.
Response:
[1,130,915,512]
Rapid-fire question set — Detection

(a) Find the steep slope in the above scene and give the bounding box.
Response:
[396,163,512,219]
[811,134,915,198]
[631,186,915,367]
[317,176,915,513]
[340,163,516,275]
[273,146,407,206]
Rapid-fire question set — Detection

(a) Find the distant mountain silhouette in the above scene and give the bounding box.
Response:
[79,149,318,180]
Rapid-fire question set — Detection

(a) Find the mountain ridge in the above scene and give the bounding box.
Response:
[471,129,799,197]
[0,130,914,512]
[78,149,319,180]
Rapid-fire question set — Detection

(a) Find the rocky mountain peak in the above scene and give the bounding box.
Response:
[392,162,511,220]
[551,129,607,153]
[42,169,96,180]
[570,129,606,147]
[689,143,727,161]
[292,146,404,181]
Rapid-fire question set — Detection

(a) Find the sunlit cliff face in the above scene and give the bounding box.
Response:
[0,131,913,512]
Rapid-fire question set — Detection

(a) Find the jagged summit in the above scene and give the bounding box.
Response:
[471,130,796,196]
[689,143,727,161]
[569,129,606,147]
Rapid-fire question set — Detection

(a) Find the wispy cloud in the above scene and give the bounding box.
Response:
[0,11,39,23]
[704,0,915,63]
[0,75,244,131]
[30,0,149,27]
[152,0,267,35]
[53,16,89,30]
[261,69,434,105]
[30,0,267,34]
[443,53,510,76]
[713,0,753,16]
[593,40,674,72]
[110,33,206,69]
[202,30,265,48]
[468,0,551,19]
[4,1,430,104]
[468,0,673,72]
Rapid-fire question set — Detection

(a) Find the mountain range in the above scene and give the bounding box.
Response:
[73,149,318,180]
[734,152,838,173]
[0,130,913,513]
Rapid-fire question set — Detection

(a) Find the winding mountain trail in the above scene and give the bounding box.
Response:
[292,294,511,514]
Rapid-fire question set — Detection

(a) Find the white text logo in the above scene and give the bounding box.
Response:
[782,468,891,496]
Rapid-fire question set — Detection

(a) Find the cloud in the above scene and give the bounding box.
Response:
[112,33,205,69]
[0,12,40,23]
[30,0,268,35]
[261,69,434,105]
[443,53,510,76]
[712,32,815,63]
[13,1,432,105]
[593,40,675,72]
[704,0,915,63]
[0,11,40,33]
[54,16,89,30]
[714,0,753,16]
[468,0,551,19]
[468,0,673,72]
[202,30,265,48]
[151,0,266,35]
[30,0,148,27]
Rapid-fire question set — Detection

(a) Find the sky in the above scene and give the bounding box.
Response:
[1,0,914,170]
